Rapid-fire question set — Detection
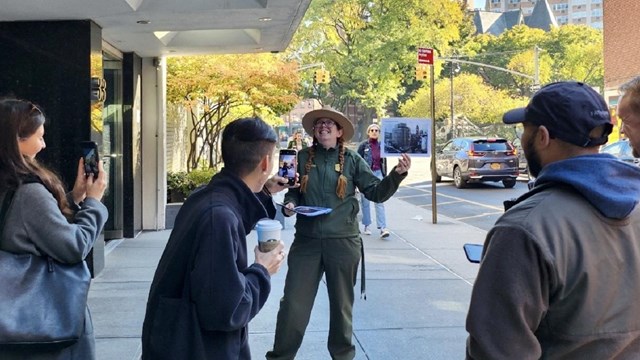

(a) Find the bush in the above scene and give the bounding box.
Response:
[167,168,217,202]
[187,168,216,189]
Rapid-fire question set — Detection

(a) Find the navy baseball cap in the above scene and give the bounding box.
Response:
[503,81,612,147]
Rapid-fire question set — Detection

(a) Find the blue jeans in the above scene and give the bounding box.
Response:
[360,169,386,229]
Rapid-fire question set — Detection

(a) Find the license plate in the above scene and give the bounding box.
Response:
[490,163,501,170]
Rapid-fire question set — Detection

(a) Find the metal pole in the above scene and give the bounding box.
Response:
[450,64,454,138]
[534,45,540,87]
[430,64,437,224]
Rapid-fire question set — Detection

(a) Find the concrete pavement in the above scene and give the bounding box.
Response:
[89,171,487,359]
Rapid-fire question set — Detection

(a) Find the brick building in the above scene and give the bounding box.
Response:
[603,0,640,106]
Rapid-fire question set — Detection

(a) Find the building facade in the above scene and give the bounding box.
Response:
[0,0,311,275]
[603,0,640,117]
[484,0,603,29]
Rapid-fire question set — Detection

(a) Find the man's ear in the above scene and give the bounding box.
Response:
[537,125,552,148]
[260,153,270,174]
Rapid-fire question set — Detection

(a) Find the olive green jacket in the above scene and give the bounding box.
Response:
[284,145,406,239]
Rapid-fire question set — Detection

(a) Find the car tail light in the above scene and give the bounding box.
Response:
[505,144,516,156]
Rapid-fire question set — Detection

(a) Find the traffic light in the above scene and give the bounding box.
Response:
[314,69,330,84]
[415,65,427,81]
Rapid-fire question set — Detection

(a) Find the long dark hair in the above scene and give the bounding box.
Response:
[0,98,72,219]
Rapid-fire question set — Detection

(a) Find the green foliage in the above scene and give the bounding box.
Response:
[399,73,528,125]
[166,54,300,170]
[167,168,217,202]
[187,168,216,189]
[286,0,466,122]
[461,24,604,95]
[167,171,193,200]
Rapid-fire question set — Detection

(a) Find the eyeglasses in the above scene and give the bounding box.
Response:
[314,120,337,128]
[369,129,380,133]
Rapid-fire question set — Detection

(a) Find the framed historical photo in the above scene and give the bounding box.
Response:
[380,118,432,157]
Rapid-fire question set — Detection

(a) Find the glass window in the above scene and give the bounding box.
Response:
[442,141,455,152]
[473,140,510,151]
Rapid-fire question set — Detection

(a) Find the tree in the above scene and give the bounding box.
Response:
[166,54,300,170]
[399,72,527,126]
[460,24,603,95]
[543,25,603,86]
[286,0,467,133]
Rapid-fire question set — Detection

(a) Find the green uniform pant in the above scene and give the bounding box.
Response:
[266,235,362,360]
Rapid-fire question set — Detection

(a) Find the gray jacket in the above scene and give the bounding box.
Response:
[466,184,640,359]
[0,183,108,360]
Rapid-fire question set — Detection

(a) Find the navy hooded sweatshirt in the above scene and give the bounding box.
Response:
[141,168,276,359]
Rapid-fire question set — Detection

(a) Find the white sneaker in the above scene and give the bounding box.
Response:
[363,226,372,235]
[380,228,390,238]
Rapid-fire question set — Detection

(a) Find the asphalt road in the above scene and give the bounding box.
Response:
[375,156,529,231]
[394,178,530,231]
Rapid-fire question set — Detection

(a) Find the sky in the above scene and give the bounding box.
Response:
[473,0,484,9]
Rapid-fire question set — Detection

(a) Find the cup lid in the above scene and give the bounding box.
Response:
[256,218,282,231]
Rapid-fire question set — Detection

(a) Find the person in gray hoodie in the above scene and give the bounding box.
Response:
[0,97,108,359]
[466,82,640,359]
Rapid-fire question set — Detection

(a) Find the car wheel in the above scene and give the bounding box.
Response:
[503,179,517,188]
[453,166,466,189]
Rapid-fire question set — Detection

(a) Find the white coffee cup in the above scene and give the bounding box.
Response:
[255,219,282,252]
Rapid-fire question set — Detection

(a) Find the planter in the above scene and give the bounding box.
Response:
[168,189,187,203]
[165,203,183,229]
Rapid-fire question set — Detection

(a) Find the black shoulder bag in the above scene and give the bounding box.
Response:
[0,188,91,349]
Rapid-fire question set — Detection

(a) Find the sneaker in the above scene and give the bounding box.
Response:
[363,226,372,235]
[380,229,390,238]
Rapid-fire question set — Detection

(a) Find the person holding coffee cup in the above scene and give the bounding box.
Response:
[142,117,293,360]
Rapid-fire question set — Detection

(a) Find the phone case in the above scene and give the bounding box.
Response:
[80,141,99,177]
[278,149,297,185]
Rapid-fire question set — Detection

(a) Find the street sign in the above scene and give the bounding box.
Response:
[418,48,434,65]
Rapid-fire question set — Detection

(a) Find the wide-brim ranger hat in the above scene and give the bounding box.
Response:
[302,106,355,141]
[503,81,613,147]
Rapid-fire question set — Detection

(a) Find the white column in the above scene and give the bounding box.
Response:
[141,57,167,230]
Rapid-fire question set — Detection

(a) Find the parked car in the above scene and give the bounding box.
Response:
[435,137,519,189]
[600,139,639,165]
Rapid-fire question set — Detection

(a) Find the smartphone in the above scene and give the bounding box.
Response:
[463,243,484,264]
[80,141,99,177]
[278,149,297,186]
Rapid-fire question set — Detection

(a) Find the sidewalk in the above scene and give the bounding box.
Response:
[89,188,486,360]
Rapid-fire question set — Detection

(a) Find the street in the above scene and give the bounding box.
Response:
[388,156,530,231]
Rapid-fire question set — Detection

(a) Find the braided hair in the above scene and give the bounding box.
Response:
[300,137,348,199]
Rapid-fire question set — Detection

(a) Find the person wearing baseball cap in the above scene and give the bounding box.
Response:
[466,81,640,359]
[267,106,411,360]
